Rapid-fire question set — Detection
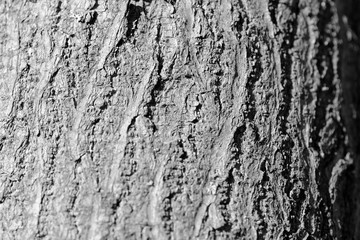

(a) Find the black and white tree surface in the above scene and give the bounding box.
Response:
[0,0,359,239]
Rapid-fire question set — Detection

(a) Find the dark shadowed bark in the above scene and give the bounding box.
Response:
[0,0,359,239]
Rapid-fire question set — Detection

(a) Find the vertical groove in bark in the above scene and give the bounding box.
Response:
[335,0,360,238]
[0,0,358,239]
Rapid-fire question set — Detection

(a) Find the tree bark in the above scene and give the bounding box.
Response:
[0,0,358,239]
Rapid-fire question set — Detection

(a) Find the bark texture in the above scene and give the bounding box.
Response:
[0,0,359,239]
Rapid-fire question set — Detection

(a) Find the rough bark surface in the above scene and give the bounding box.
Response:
[0,0,359,239]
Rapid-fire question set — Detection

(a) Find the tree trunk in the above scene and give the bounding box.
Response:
[0,0,359,239]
